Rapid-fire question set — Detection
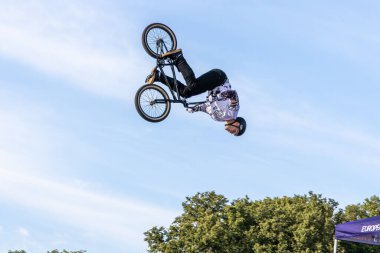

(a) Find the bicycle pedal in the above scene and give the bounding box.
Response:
[159,49,182,60]
[145,67,158,84]
[145,74,154,84]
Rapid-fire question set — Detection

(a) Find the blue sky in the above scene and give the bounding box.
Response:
[0,0,380,252]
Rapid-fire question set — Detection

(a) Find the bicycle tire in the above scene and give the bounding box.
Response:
[142,23,177,58]
[135,84,171,122]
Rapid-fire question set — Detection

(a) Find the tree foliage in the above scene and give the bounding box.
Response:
[144,191,338,253]
[9,250,86,253]
[47,250,86,253]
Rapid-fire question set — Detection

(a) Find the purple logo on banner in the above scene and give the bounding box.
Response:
[335,216,380,246]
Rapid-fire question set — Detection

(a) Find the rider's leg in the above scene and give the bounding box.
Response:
[159,74,187,95]
[175,53,228,94]
[195,68,227,92]
[160,50,200,98]
[160,50,228,97]
[174,55,198,97]
[158,54,196,98]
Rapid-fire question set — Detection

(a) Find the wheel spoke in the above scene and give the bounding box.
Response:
[139,87,168,119]
[146,27,173,54]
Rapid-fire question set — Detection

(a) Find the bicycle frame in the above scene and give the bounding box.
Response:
[150,40,206,108]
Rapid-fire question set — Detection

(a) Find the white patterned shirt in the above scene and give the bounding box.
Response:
[192,80,240,121]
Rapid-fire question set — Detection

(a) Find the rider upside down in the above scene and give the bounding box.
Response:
[146,49,247,136]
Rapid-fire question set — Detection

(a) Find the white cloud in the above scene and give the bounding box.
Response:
[259,3,380,70]
[236,75,380,170]
[0,87,177,250]
[0,97,56,175]
[19,227,30,237]
[0,103,177,246]
[0,169,178,248]
[0,1,149,99]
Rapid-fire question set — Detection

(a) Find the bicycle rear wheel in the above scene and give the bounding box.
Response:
[142,23,177,58]
[135,84,171,122]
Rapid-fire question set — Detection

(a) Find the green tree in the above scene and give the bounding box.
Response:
[248,192,337,253]
[47,250,86,253]
[144,191,338,253]
[145,191,231,253]
[8,249,86,253]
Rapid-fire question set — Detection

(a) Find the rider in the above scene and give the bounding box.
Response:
[146,49,246,136]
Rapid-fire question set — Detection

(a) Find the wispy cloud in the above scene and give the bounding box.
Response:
[0,1,148,99]
[236,75,380,170]
[0,169,178,248]
[0,103,177,248]
[257,3,380,70]
[0,88,177,250]
[18,227,29,237]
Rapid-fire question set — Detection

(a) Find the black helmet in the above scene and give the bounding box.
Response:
[235,117,247,136]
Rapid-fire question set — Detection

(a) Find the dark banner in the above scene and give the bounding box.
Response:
[335,216,380,246]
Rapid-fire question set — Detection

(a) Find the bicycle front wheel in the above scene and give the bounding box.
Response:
[142,23,177,58]
[135,85,171,123]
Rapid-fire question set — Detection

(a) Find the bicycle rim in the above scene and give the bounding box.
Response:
[136,85,170,122]
[142,23,177,58]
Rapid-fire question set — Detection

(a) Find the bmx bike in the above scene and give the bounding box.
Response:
[135,23,206,123]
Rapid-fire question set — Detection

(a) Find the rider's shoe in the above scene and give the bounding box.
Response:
[159,49,182,60]
[145,68,161,84]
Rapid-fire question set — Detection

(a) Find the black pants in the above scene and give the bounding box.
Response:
[161,55,227,98]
